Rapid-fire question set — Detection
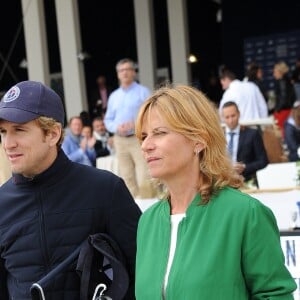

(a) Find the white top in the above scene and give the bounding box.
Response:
[163,213,186,298]
[219,79,268,121]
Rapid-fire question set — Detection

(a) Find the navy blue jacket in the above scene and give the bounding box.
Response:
[237,126,269,181]
[0,150,141,299]
[284,120,300,161]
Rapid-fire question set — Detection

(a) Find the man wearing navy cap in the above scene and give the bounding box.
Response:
[0,81,141,299]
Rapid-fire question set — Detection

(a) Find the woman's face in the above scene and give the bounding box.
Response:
[140,107,200,182]
[257,68,263,80]
[82,126,92,138]
[273,67,283,80]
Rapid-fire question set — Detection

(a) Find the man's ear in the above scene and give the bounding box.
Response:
[48,125,62,147]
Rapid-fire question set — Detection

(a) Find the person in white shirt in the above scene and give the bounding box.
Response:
[218,67,268,121]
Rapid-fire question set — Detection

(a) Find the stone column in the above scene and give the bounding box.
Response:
[167,0,191,84]
[55,0,88,120]
[21,0,50,84]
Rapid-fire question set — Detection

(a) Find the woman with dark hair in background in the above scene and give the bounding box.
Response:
[245,62,268,103]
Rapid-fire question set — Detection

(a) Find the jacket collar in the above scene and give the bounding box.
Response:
[12,150,70,185]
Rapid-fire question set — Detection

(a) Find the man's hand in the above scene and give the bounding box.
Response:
[87,136,96,148]
[233,162,246,174]
[117,121,135,136]
[80,137,88,150]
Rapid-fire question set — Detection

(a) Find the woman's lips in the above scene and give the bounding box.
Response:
[147,157,160,163]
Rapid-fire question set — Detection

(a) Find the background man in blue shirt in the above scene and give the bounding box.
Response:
[104,58,156,198]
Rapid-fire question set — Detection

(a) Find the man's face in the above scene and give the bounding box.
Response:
[220,77,231,90]
[69,118,83,136]
[93,119,106,135]
[0,119,58,178]
[222,105,240,130]
[117,62,136,86]
[96,76,106,87]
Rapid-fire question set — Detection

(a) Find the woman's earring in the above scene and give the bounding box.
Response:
[194,148,200,155]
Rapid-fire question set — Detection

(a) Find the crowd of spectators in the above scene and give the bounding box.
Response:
[2,58,300,191]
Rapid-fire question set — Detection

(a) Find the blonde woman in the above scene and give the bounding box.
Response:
[135,84,296,299]
[273,61,296,135]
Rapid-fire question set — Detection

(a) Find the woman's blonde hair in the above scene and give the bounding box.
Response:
[135,84,243,204]
[274,61,289,75]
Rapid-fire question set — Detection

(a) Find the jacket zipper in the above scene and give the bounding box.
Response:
[164,216,185,300]
[161,217,172,300]
[38,189,50,273]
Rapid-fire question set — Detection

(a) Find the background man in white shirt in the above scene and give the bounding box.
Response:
[219,67,268,121]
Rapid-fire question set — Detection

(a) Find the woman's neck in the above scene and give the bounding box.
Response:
[168,185,198,214]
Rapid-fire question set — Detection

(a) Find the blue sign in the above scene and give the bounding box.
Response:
[280,231,300,299]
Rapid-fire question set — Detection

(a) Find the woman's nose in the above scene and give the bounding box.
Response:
[141,136,154,152]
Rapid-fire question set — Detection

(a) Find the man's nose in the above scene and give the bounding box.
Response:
[3,135,17,149]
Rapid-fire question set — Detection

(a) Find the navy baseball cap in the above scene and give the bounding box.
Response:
[0,80,65,125]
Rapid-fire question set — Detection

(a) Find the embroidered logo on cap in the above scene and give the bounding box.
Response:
[3,86,20,103]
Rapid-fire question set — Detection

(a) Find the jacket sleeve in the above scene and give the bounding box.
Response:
[95,141,110,157]
[242,200,296,298]
[284,122,299,161]
[0,257,9,299]
[62,139,85,163]
[62,140,91,165]
[85,147,96,163]
[243,130,268,178]
[107,178,142,300]
[103,94,117,134]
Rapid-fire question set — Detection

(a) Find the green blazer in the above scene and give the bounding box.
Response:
[135,187,296,299]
